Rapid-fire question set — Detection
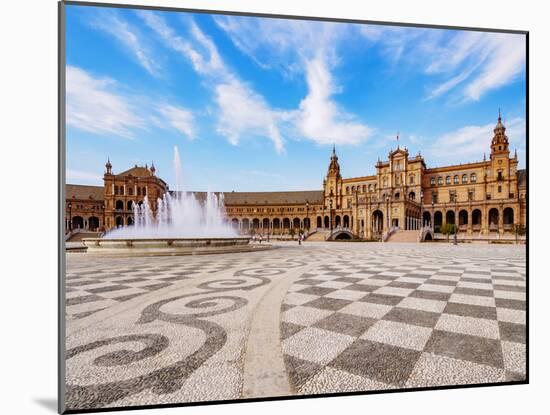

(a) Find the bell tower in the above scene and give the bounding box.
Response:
[324,145,343,210]
[490,110,510,159]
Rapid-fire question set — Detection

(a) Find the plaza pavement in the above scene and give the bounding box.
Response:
[64,242,526,410]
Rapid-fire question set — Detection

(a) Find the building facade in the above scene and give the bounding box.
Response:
[65,115,527,239]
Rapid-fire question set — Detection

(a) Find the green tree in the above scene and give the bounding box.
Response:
[289,228,296,240]
[440,223,456,242]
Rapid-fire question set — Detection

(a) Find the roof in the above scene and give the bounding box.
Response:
[517,169,527,187]
[66,184,103,200]
[116,166,154,178]
[172,190,324,205]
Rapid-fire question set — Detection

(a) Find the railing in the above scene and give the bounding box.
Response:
[382,226,399,242]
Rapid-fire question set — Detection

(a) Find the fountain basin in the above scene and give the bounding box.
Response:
[81,237,273,257]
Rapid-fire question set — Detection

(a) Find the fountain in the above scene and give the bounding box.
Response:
[82,146,269,256]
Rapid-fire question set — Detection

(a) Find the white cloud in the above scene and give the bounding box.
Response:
[66,66,195,140]
[215,16,372,147]
[158,104,195,139]
[90,12,160,76]
[66,169,104,185]
[426,117,525,163]
[139,11,287,152]
[296,58,372,145]
[66,66,144,138]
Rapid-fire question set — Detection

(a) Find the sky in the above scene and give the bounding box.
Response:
[65,4,527,192]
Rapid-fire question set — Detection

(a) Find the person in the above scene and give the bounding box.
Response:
[298,233,302,245]
[259,234,263,244]
[252,234,256,243]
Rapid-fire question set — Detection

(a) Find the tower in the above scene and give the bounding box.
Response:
[105,158,112,175]
[324,145,343,211]
[490,110,510,159]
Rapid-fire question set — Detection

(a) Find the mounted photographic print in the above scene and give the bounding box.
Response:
[59,1,528,413]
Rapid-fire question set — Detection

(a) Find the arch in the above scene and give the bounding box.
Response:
[423,211,431,226]
[316,216,322,228]
[458,209,468,226]
[293,217,301,229]
[88,216,99,231]
[115,200,124,210]
[394,192,400,200]
[262,218,270,231]
[472,209,482,227]
[503,207,514,225]
[446,210,455,225]
[128,187,134,196]
[115,216,124,228]
[408,191,416,200]
[283,218,290,229]
[273,218,281,231]
[335,215,341,227]
[324,216,329,228]
[434,211,443,232]
[242,218,250,229]
[372,210,384,233]
[127,216,134,226]
[343,215,350,228]
[231,218,239,229]
[127,200,134,211]
[252,218,260,229]
[303,217,311,230]
[335,232,352,240]
[489,208,499,227]
[72,216,84,230]
[424,233,433,241]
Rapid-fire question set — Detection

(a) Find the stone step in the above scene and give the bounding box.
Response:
[306,231,329,241]
[387,230,419,243]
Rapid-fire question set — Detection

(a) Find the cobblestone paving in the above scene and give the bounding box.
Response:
[65,242,526,411]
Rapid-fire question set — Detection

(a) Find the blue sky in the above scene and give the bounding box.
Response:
[65,5,526,191]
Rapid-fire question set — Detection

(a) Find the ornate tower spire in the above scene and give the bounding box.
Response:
[490,110,509,159]
[105,157,112,174]
[327,145,341,178]
[150,161,156,175]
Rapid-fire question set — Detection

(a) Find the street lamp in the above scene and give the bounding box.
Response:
[306,200,310,232]
[453,199,458,245]
[68,202,72,231]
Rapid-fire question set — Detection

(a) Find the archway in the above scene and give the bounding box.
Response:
[335,232,352,240]
[231,218,239,229]
[273,218,281,233]
[458,210,468,226]
[434,211,443,232]
[262,218,270,231]
[408,191,415,200]
[317,216,322,228]
[242,218,250,230]
[303,217,311,230]
[503,207,514,226]
[115,200,124,210]
[489,208,499,229]
[372,210,383,234]
[88,216,99,231]
[423,211,431,227]
[252,218,260,229]
[283,218,290,230]
[343,215,350,228]
[446,210,455,225]
[472,209,482,228]
[335,215,341,227]
[72,216,84,230]
[115,216,123,228]
[293,218,301,230]
[324,216,329,228]
[127,216,134,226]
[127,200,134,211]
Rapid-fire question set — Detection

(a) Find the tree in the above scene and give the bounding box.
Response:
[440,223,456,242]
[289,228,296,240]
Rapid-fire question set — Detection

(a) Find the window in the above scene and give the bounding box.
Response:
[438,177,443,185]
[409,175,414,184]
[453,175,459,184]
[468,190,474,201]
[446,176,451,185]
[433,192,438,204]
[431,177,436,186]
[368,184,372,192]
[363,185,366,192]
[129,187,133,196]
[346,186,350,194]
[498,185,502,193]
[471,173,477,183]
[509,193,515,199]
[137,187,141,196]
[486,193,492,200]
[497,170,503,181]
[352,186,356,192]
[347,199,352,208]
[114,186,119,195]
[462,174,468,184]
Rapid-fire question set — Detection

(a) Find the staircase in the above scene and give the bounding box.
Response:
[386,230,418,243]
[305,230,330,241]
[67,231,101,242]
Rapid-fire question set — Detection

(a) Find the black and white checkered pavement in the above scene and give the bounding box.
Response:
[280,255,526,393]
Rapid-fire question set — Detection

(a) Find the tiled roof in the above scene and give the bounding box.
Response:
[116,166,154,178]
[66,184,103,200]
[173,190,324,205]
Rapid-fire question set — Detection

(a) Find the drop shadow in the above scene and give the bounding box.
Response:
[34,398,57,413]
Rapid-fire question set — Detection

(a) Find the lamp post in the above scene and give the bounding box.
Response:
[68,202,72,231]
[101,204,105,232]
[454,199,458,245]
[306,200,310,232]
